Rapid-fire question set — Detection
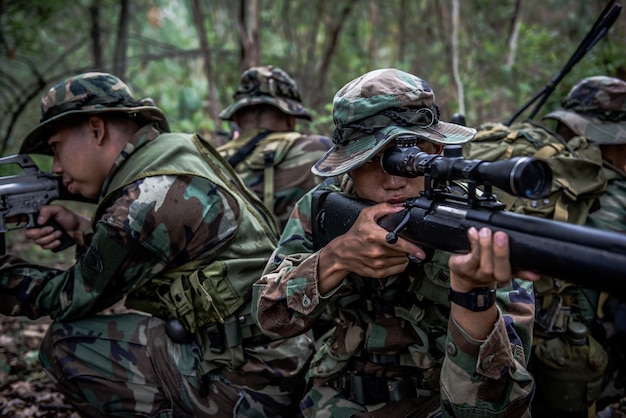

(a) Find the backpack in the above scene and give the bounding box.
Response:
[217,131,303,214]
[462,120,607,225]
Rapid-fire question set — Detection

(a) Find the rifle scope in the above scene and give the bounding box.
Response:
[381,144,552,199]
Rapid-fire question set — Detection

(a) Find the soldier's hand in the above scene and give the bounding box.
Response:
[448,227,539,292]
[25,205,90,249]
[322,203,426,280]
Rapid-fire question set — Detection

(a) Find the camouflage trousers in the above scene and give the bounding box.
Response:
[38,313,314,417]
[299,384,442,418]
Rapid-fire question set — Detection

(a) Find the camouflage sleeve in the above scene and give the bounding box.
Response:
[585,172,626,232]
[253,186,347,339]
[441,279,535,417]
[0,174,239,320]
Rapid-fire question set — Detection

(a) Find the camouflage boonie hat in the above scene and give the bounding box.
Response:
[312,68,476,177]
[20,72,170,155]
[543,76,626,145]
[219,65,312,121]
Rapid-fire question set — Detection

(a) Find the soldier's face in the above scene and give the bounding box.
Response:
[350,144,426,204]
[47,118,111,199]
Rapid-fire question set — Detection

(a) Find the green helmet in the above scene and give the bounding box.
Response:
[20,72,170,155]
[312,68,476,177]
[219,65,312,121]
[543,76,626,145]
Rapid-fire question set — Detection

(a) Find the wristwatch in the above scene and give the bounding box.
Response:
[448,286,496,312]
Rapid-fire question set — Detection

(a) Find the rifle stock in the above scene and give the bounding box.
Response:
[312,190,626,294]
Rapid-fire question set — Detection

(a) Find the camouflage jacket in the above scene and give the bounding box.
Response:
[217,128,332,229]
[585,162,626,232]
[0,124,278,323]
[253,177,536,417]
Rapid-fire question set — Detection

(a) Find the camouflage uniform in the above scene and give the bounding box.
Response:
[218,65,332,229]
[2,72,314,417]
[544,76,626,232]
[253,69,536,418]
[532,76,626,416]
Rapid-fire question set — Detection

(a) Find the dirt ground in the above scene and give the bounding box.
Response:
[0,316,79,418]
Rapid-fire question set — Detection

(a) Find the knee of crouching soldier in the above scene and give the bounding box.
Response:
[38,321,69,380]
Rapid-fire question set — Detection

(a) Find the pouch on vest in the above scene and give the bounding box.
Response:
[463,121,606,225]
[532,322,608,413]
[157,261,259,372]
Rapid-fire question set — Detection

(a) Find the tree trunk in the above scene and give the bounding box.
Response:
[451,0,464,115]
[312,0,357,110]
[112,0,130,79]
[89,2,102,70]
[505,0,523,69]
[190,0,221,141]
[236,0,261,73]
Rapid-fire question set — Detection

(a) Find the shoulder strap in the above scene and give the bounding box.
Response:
[227,130,273,167]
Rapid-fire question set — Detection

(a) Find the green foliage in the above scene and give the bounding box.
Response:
[1,0,625,152]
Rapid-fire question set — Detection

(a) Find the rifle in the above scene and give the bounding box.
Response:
[505,0,622,125]
[0,154,81,254]
[311,144,626,295]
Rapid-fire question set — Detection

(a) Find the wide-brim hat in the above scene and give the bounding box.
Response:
[20,72,170,155]
[219,65,312,121]
[542,75,626,145]
[542,109,626,145]
[312,68,476,177]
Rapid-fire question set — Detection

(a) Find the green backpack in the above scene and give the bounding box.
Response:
[463,120,607,225]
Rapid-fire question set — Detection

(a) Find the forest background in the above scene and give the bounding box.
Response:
[0,1,624,415]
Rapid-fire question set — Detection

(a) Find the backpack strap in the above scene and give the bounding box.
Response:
[227,130,273,167]
[263,149,275,211]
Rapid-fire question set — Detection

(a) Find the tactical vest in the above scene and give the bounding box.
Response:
[217,131,303,213]
[97,132,279,374]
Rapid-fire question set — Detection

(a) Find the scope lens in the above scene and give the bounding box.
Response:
[510,158,552,199]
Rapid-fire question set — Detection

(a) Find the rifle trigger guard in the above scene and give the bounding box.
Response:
[385,209,411,244]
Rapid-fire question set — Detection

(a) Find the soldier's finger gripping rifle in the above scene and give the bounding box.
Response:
[0,154,77,254]
[312,142,626,294]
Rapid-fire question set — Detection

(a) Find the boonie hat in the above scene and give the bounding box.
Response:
[543,75,626,145]
[20,72,170,155]
[312,68,476,177]
[219,65,312,121]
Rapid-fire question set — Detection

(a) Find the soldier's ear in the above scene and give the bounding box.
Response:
[87,116,106,145]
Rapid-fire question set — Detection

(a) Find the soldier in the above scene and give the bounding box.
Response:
[3,72,314,417]
[542,75,626,231]
[252,68,539,417]
[217,65,332,230]
[531,75,626,417]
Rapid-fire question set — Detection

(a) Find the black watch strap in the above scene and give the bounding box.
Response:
[448,287,496,312]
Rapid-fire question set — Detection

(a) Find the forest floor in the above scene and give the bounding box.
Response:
[0,316,79,417]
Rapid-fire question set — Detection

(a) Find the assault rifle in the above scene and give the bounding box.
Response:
[312,143,626,294]
[0,154,80,254]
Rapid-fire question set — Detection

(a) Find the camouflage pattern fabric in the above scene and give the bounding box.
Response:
[312,68,476,177]
[218,128,332,229]
[20,72,170,155]
[39,313,313,417]
[543,75,626,145]
[1,124,313,416]
[252,177,536,418]
[585,162,626,231]
[219,65,313,121]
